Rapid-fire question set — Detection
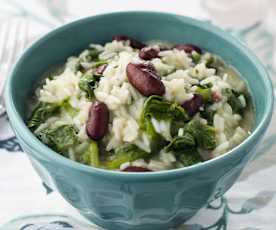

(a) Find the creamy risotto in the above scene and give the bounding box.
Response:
[27,35,254,172]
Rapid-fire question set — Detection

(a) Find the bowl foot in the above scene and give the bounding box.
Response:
[80,211,197,230]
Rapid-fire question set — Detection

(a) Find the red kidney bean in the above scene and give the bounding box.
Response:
[182,94,204,117]
[139,47,159,60]
[95,64,107,75]
[86,102,109,140]
[126,63,165,97]
[175,44,202,54]
[122,166,152,172]
[112,35,146,49]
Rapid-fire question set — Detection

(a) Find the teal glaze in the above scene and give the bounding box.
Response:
[4,12,274,230]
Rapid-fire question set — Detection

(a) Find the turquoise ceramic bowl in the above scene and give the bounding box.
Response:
[4,12,274,230]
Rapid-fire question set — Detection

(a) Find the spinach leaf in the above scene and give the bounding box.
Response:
[223,89,245,114]
[196,85,212,102]
[78,73,101,99]
[80,48,101,62]
[28,102,60,130]
[140,96,188,152]
[104,144,150,169]
[37,125,78,155]
[196,124,216,150]
[184,119,216,150]
[165,133,202,167]
[80,140,99,167]
[88,48,101,61]
[200,105,215,125]
[178,147,202,166]
[191,51,201,64]
[92,60,108,68]
[170,120,186,137]
[165,133,195,152]
[205,55,225,75]
[141,96,189,125]
[61,100,79,117]
[28,99,80,130]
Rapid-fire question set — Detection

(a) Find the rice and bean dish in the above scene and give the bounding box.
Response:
[28,35,253,172]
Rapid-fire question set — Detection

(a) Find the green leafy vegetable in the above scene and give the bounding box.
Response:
[178,148,202,166]
[78,48,102,65]
[28,99,80,130]
[38,125,78,154]
[200,105,215,125]
[141,96,189,124]
[206,55,225,67]
[140,96,188,152]
[191,51,201,63]
[61,100,79,117]
[92,60,108,68]
[196,85,212,102]
[87,48,101,61]
[170,120,186,137]
[104,144,149,169]
[223,89,245,114]
[184,119,216,150]
[165,133,195,152]
[205,55,225,75]
[78,73,101,99]
[28,102,60,130]
[80,140,99,167]
[196,124,216,150]
[165,133,202,167]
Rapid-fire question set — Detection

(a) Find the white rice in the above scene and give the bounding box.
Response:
[159,49,192,69]
[163,79,193,104]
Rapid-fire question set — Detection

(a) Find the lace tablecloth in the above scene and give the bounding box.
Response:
[0,1,276,229]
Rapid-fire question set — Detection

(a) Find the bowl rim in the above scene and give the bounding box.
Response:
[4,11,274,180]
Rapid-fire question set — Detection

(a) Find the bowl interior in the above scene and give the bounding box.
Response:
[7,12,272,156]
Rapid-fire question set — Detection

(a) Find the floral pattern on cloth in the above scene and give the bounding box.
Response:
[0,0,276,229]
[0,115,22,152]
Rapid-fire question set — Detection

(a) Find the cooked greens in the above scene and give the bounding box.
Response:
[140,96,189,152]
[223,89,245,114]
[62,100,79,117]
[200,106,215,125]
[196,85,212,102]
[141,96,189,124]
[184,119,216,150]
[80,140,100,167]
[92,60,108,68]
[165,133,195,151]
[85,48,101,62]
[164,119,214,166]
[78,73,101,99]
[28,102,60,130]
[105,144,150,169]
[37,125,78,154]
[191,51,201,64]
[28,99,79,130]
[178,148,202,166]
